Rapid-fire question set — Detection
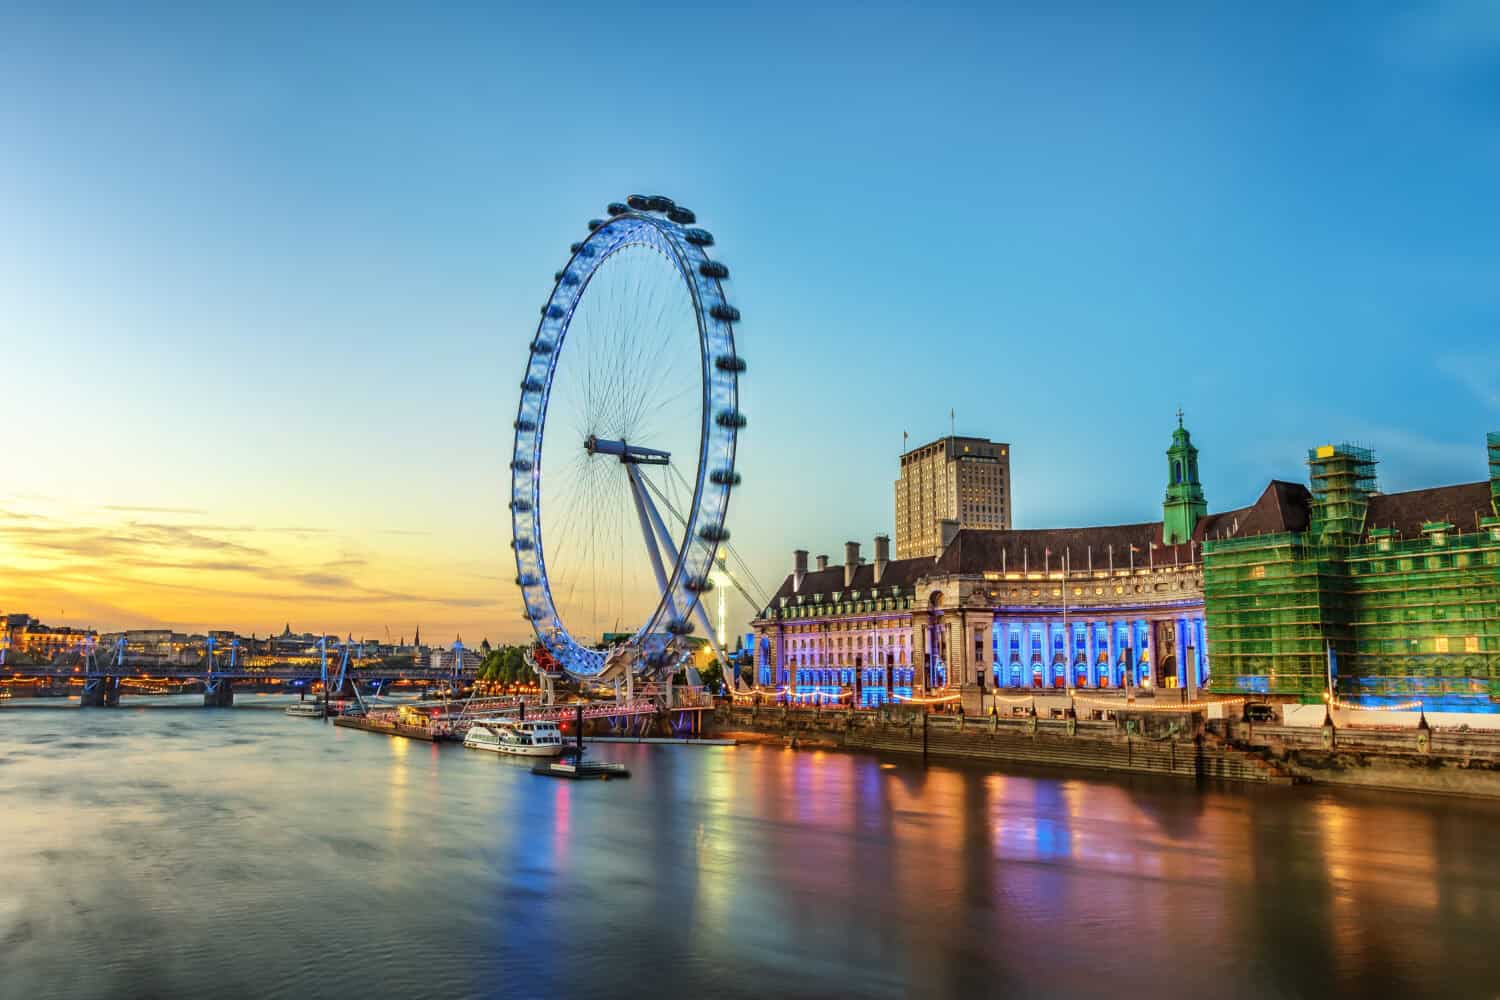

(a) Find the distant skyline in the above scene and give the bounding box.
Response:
[3,3,1499,640]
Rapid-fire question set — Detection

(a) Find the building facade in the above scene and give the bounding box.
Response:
[755,419,1303,707]
[895,436,1011,559]
[2,614,96,663]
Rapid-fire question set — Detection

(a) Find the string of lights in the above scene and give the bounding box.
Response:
[785,689,853,702]
[892,692,962,704]
[731,687,787,701]
[1070,695,1246,714]
[1329,696,1423,713]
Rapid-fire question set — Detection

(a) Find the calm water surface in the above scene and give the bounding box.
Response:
[3,695,1499,999]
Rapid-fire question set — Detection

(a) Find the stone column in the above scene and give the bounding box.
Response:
[203,678,234,708]
[910,611,929,696]
[1143,620,1157,691]
[1174,618,1188,690]
[1092,617,1104,689]
[1197,616,1209,688]
[1105,621,1117,688]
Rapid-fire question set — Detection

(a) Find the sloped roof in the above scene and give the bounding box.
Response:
[1363,481,1493,538]
[931,479,1314,575]
[932,521,1167,575]
[769,555,934,603]
[1195,480,1312,541]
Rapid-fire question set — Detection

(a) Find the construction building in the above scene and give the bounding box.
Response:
[1203,433,1500,708]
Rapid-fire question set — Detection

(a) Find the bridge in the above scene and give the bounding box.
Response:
[3,636,480,708]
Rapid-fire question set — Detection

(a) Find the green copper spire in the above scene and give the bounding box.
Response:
[1163,410,1207,545]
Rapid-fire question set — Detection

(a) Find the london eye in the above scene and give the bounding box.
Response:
[510,196,744,680]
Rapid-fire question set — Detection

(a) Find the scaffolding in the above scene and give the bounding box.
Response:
[1308,443,1377,543]
[1205,440,1500,705]
[1489,431,1499,515]
[1202,532,1346,696]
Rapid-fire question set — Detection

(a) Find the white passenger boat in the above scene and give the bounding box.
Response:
[464,719,566,757]
[284,702,325,718]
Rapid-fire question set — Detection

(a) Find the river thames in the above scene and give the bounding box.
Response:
[3,697,1499,999]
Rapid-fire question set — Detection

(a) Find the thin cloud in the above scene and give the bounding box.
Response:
[1436,353,1500,410]
[101,504,209,515]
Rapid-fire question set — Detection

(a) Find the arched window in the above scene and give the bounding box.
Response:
[1173,460,1182,485]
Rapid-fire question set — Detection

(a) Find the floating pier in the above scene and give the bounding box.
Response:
[531,759,630,780]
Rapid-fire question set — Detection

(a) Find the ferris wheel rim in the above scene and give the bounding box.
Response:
[509,201,742,679]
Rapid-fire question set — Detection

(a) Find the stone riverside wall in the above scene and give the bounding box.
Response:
[712,705,1289,785]
[1230,720,1500,799]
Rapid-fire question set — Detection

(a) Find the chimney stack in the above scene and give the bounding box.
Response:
[874,534,890,584]
[816,554,829,571]
[844,541,860,588]
[939,519,960,555]
[793,549,808,593]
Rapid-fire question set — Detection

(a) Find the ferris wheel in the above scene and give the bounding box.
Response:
[509,195,744,679]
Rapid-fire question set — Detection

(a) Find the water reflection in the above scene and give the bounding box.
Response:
[3,701,1500,998]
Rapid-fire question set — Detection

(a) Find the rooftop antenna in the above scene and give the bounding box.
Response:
[949,408,956,438]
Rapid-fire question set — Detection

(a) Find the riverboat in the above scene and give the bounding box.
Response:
[284,702,325,719]
[463,719,566,757]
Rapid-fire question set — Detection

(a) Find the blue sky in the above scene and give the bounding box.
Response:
[2,3,1498,639]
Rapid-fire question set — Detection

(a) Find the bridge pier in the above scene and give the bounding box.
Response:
[203,679,234,708]
[80,676,121,708]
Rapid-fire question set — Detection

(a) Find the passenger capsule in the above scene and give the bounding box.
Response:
[587,219,603,231]
[665,619,695,636]
[646,195,675,213]
[715,409,748,429]
[685,576,715,593]
[541,304,564,319]
[699,260,729,279]
[699,524,731,543]
[710,304,740,322]
[510,458,534,471]
[709,468,742,486]
[531,340,555,355]
[682,228,714,247]
[510,536,534,549]
[607,202,629,215]
[509,499,533,512]
[515,574,539,587]
[713,354,747,373]
[514,418,537,431]
[521,377,545,393]
[667,206,696,225]
[627,194,652,210]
